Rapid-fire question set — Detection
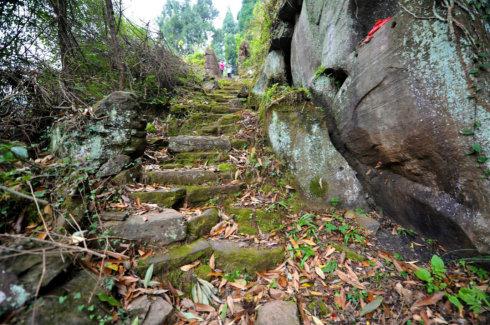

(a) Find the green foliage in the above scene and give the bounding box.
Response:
[0,142,28,164]
[145,122,157,134]
[185,51,206,67]
[223,270,242,282]
[329,197,341,207]
[157,0,218,54]
[239,0,273,75]
[414,255,448,293]
[97,292,120,307]
[456,286,490,313]
[322,260,338,274]
[238,0,259,32]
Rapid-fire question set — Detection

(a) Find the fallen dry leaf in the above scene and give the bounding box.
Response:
[411,292,445,310]
[335,270,366,290]
[180,260,200,272]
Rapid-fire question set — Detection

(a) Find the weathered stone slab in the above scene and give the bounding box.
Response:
[128,295,173,325]
[186,183,244,206]
[210,240,284,274]
[143,169,225,185]
[256,300,300,325]
[131,188,185,208]
[107,210,186,244]
[168,136,231,153]
[188,208,220,240]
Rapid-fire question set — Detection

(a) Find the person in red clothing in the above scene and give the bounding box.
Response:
[218,60,225,77]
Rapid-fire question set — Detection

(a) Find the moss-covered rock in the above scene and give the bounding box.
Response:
[187,208,220,241]
[165,264,213,296]
[139,239,212,276]
[186,183,244,206]
[329,242,366,262]
[231,139,249,149]
[210,240,284,274]
[228,207,282,235]
[131,188,185,208]
[309,176,328,198]
[173,151,227,166]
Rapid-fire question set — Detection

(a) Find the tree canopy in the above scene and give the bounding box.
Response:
[157,0,218,54]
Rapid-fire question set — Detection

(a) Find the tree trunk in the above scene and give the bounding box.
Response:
[104,0,125,89]
[49,0,74,73]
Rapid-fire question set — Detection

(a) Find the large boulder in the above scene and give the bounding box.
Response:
[253,50,288,95]
[265,92,366,208]
[288,0,490,252]
[50,91,147,175]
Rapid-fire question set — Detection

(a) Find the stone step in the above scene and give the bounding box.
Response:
[170,151,229,166]
[142,168,231,185]
[137,238,284,277]
[209,240,284,274]
[131,188,186,208]
[105,209,186,244]
[186,182,245,206]
[168,136,231,153]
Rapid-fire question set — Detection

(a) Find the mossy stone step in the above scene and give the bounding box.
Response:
[199,123,238,136]
[106,209,186,244]
[209,240,285,274]
[139,239,213,275]
[186,182,245,206]
[131,188,186,208]
[172,151,228,166]
[227,207,282,235]
[168,136,231,153]
[142,168,230,186]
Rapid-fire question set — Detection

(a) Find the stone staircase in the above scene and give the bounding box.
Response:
[103,80,285,299]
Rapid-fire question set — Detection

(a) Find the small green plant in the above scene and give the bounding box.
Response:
[329,196,341,207]
[346,288,368,305]
[322,260,338,274]
[314,65,328,79]
[396,227,417,237]
[414,255,447,293]
[394,252,404,261]
[224,270,241,282]
[448,285,490,314]
[145,122,157,133]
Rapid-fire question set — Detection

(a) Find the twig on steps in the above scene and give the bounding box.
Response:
[0,185,50,206]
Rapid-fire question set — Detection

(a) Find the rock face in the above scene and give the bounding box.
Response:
[253,51,288,95]
[266,93,366,208]
[128,295,173,325]
[204,47,221,78]
[259,0,490,252]
[256,300,300,325]
[51,91,147,174]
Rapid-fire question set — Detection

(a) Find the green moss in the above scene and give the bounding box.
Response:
[131,189,185,208]
[194,264,212,280]
[188,208,220,240]
[231,139,249,149]
[228,207,282,235]
[330,242,366,262]
[217,163,236,173]
[218,114,241,125]
[186,184,242,206]
[160,163,184,169]
[214,246,284,274]
[139,239,212,275]
[173,151,226,166]
[309,176,328,198]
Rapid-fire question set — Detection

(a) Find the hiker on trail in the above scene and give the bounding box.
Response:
[227,64,232,79]
[219,61,225,77]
